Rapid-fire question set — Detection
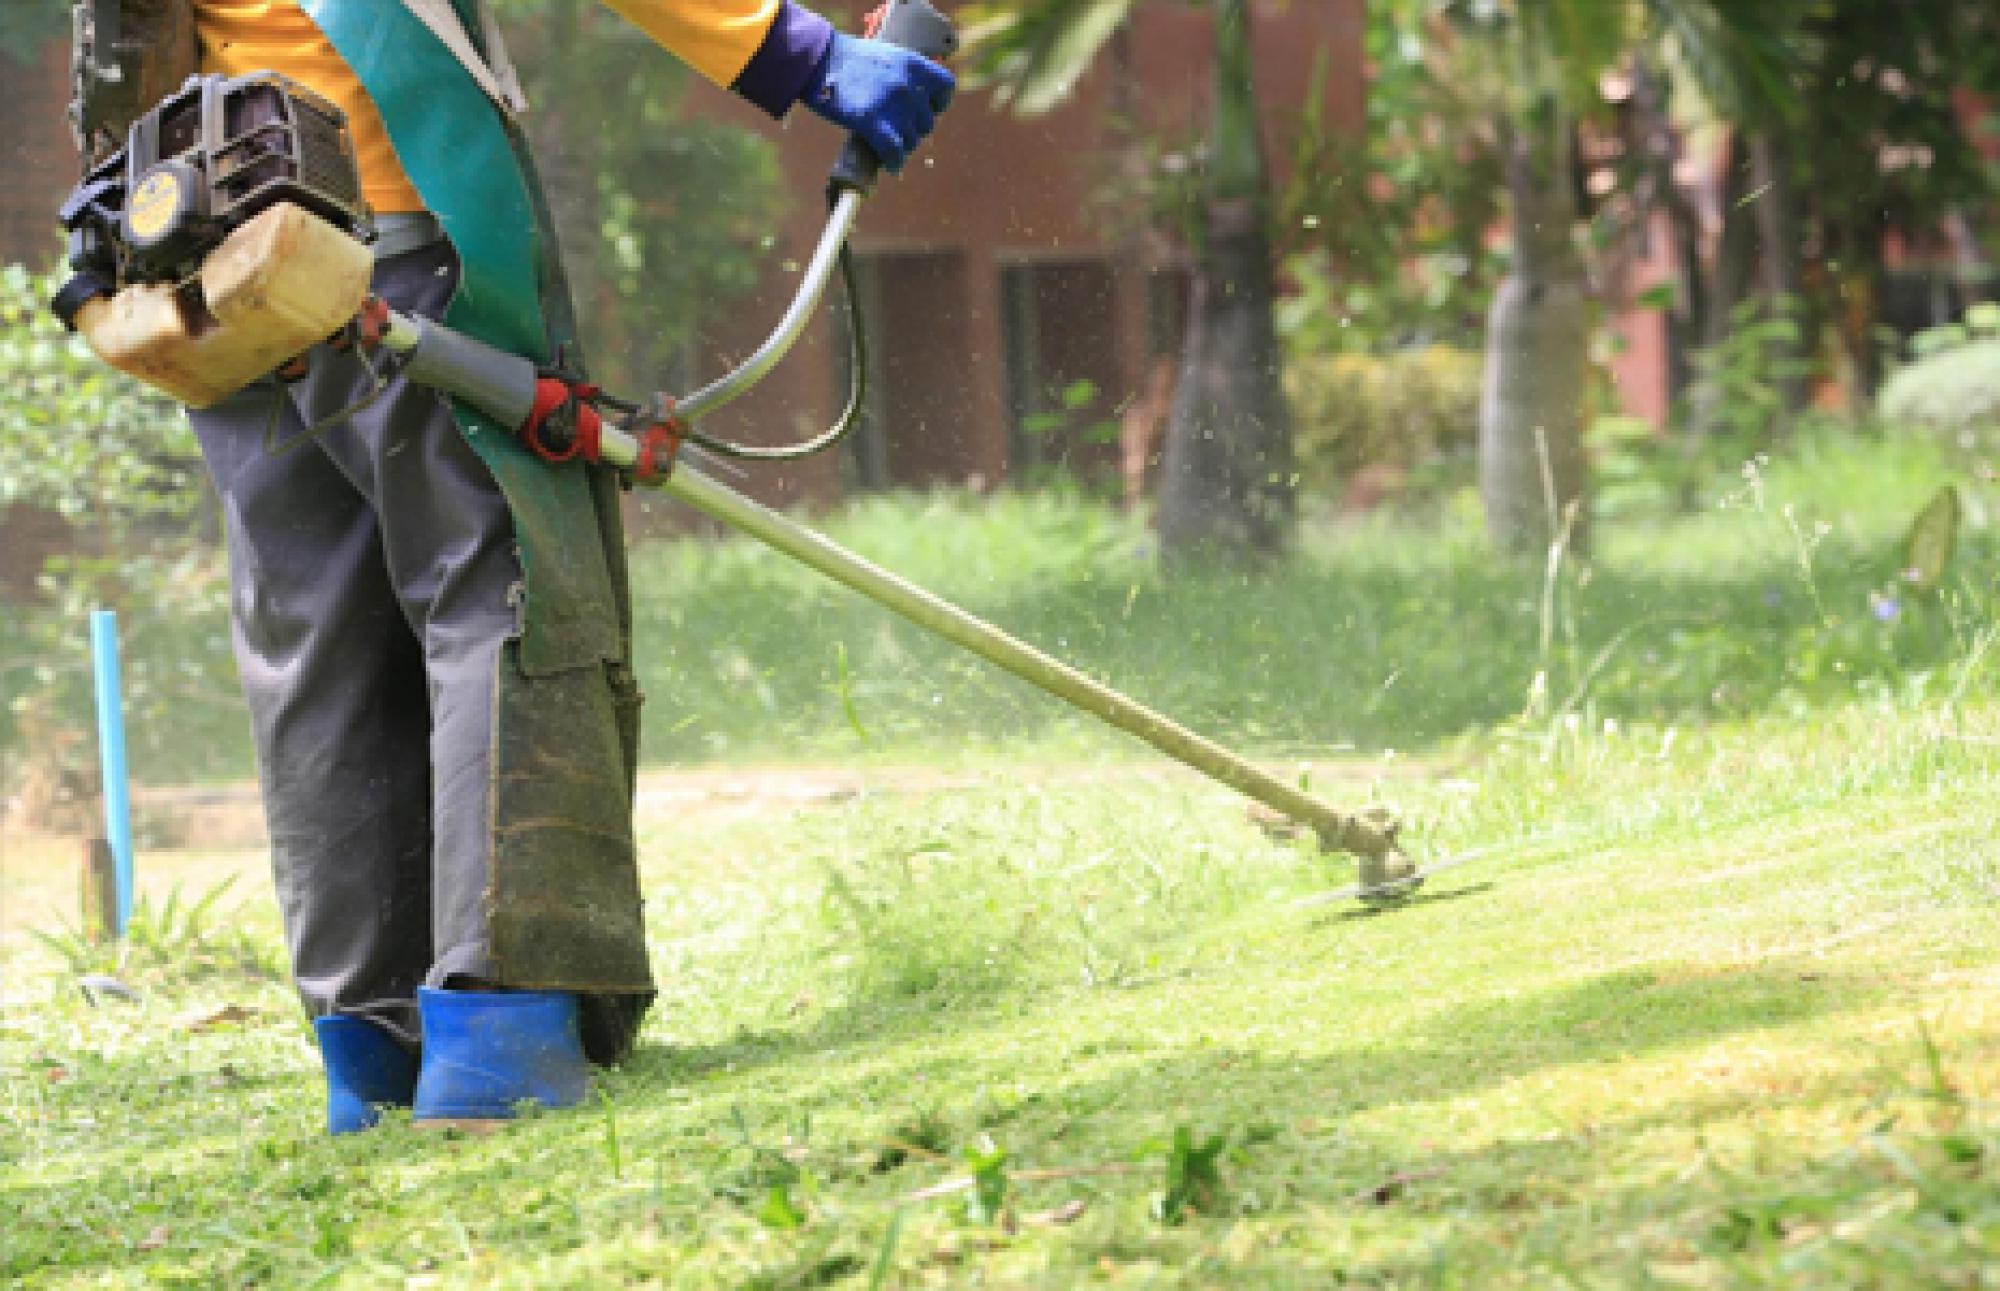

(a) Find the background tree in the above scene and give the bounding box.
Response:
[971,0,1294,561]
[1602,0,1999,440]
[1780,0,1999,405]
[1390,0,1797,553]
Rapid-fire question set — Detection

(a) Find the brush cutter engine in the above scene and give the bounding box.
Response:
[51,72,376,409]
[56,72,371,328]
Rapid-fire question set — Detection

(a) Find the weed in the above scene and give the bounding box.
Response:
[1154,1126,1229,1225]
[29,875,280,988]
[962,1137,1009,1226]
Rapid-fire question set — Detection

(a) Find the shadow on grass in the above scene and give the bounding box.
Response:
[3,960,1894,1284]
[628,960,1873,1139]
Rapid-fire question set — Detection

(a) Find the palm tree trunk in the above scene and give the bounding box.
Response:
[1749,131,1809,418]
[1155,0,1294,561]
[1478,118,1589,554]
[1688,133,1757,442]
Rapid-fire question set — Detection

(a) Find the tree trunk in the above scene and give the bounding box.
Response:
[1630,58,1701,408]
[1155,0,1293,562]
[1688,133,1757,442]
[1479,120,1589,555]
[1750,130,1809,418]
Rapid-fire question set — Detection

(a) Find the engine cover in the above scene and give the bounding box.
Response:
[61,72,371,293]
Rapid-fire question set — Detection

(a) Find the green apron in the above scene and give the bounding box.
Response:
[302,0,651,1008]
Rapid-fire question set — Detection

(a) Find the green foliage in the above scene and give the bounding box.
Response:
[1685,296,1816,446]
[1779,1,2000,387]
[1277,17,1504,356]
[0,263,232,793]
[963,0,1139,118]
[1017,377,1122,493]
[1587,413,1694,520]
[0,263,199,521]
[620,427,1996,769]
[1411,0,1800,124]
[5,424,1990,800]
[1,545,242,798]
[1285,345,1483,499]
[1880,306,2000,452]
[962,1139,1010,1225]
[1901,485,1960,595]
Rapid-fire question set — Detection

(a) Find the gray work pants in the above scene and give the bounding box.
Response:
[189,241,649,1057]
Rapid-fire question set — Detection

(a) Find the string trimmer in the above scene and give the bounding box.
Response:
[55,1,1431,904]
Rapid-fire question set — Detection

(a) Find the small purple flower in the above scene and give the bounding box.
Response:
[1869,591,1901,623]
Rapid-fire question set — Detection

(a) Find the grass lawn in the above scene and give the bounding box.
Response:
[6,427,2000,1285]
[6,698,2000,1287]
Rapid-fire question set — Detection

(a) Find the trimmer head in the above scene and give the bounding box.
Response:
[1353,846,1426,907]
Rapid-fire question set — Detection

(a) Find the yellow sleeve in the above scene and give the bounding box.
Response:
[599,0,782,86]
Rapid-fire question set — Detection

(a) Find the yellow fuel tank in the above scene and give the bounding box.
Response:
[74,202,372,408]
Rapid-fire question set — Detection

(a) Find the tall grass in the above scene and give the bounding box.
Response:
[2,427,1989,789]
[633,429,1992,766]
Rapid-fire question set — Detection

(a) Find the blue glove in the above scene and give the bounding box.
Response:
[803,32,956,174]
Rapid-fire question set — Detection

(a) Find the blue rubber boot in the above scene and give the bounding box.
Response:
[313,1015,419,1135]
[411,988,589,1125]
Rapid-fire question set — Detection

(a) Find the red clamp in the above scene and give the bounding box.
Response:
[631,402,686,486]
[354,295,392,350]
[521,376,604,465]
[863,3,889,38]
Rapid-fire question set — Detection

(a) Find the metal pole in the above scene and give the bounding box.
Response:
[88,609,135,934]
[656,465,1399,863]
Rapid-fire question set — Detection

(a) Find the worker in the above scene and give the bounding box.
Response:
[120,1,954,1133]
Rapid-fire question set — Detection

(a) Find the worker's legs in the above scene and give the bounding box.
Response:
[197,239,650,1096]
[290,241,523,994]
[190,241,526,1047]
[190,378,436,1047]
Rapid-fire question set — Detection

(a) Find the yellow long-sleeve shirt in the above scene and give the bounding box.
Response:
[196,1,785,213]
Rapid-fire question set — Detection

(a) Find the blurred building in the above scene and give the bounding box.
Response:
[0,2,1365,525]
[660,0,1366,510]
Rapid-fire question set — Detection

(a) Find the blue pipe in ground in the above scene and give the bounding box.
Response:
[89,610,134,935]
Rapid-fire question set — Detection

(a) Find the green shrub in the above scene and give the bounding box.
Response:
[0,263,197,520]
[1286,345,1482,501]
[1,264,239,797]
[1879,304,2000,450]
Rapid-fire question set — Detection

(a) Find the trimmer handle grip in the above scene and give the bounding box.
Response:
[828,0,959,197]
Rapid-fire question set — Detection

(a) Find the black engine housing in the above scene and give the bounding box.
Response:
[58,71,371,319]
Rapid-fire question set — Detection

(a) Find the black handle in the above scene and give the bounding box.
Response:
[827,0,959,197]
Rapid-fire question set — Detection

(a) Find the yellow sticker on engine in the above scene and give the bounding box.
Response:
[128,171,183,241]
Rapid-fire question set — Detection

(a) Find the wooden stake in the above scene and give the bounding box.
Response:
[81,836,118,942]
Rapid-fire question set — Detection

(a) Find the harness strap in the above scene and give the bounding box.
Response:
[401,0,529,114]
